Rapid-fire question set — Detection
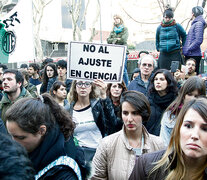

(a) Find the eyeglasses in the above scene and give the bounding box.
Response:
[76,82,92,88]
[186,63,195,67]
[141,63,153,68]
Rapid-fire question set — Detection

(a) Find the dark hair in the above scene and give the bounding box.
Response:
[106,81,127,101]
[149,69,178,94]
[41,58,54,69]
[29,63,40,72]
[0,133,35,180]
[19,69,30,82]
[163,8,174,18]
[186,58,196,64]
[131,68,140,81]
[5,93,75,140]
[192,6,203,17]
[120,91,151,122]
[57,60,67,69]
[3,69,24,87]
[0,64,8,71]
[50,81,66,97]
[167,76,206,117]
[20,64,28,69]
[42,63,58,85]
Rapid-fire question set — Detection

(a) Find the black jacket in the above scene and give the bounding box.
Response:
[144,92,176,136]
[129,150,207,180]
[29,124,87,180]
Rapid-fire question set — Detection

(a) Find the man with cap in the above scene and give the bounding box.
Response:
[183,6,206,75]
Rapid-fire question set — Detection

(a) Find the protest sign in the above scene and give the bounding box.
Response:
[67,41,126,83]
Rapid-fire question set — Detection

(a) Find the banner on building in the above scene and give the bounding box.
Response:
[67,41,126,83]
[0,0,34,64]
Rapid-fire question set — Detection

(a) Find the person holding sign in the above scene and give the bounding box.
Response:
[107,14,129,86]
[67,79,116,163]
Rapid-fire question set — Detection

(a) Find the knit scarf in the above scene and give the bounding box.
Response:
[161,19,176,27]
[114,25,124,34]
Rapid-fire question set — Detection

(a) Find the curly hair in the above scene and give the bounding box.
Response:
[5,93,75,140]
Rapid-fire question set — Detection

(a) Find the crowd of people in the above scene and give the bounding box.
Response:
[0,5,206,180]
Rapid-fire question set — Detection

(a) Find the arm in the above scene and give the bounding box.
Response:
[156,26,161,51]
[91,140,108,180]
[160,111,174,147]
[116,27,128,45]
[93,79,118,135]
[177,24,187,46]
[107,31,116,44]
[188,22,205,52]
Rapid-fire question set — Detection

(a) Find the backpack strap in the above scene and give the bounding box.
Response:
[175,24,180,40]
[35,156,82,180]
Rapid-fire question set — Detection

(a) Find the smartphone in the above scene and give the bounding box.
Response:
[170,61,181,73]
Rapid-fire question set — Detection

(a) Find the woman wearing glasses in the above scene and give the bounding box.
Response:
[67,79,115,163]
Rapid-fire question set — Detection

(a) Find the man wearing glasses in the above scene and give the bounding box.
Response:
[128,54,156,96]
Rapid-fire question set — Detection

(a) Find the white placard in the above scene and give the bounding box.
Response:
[67,41,126,83]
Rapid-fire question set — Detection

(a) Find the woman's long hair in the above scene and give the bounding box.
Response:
[67,80,99,103]
[165,76,206,118]
[150,97,207,180]
[148,69,178,94]
[5,93,75,140]
[42,63,58,85]
[106,80,127,105]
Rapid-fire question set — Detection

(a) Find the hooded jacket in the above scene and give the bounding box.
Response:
[29,124,87,180]
[183,15,206,57]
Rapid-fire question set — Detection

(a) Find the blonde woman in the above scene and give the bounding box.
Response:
[129,97,207,180]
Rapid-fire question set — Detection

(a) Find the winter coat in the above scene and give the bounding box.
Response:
[0,87,32,122]
[159,111,176,146]
[25,82,37,97]
[183,15,206,57]
[156,23,186,53]
[107,26,128,46]
[91,126,165,180]
[68,98,116,137]
[128,74,153,96]
[29,124,87,180]
[144,92,176,136]
[129,150,207,180]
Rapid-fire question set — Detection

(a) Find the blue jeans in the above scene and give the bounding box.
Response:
[123,55,129,86]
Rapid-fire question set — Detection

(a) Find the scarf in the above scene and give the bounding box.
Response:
[161,19,176,27]
[114,25,124,34]
[150,92,176,110]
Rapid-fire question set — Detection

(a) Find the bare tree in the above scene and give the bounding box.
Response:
[0,0,9,14]
[32,0,54,61]
[66,0,100,41]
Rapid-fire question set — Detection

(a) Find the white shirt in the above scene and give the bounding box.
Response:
[73,105,102,148]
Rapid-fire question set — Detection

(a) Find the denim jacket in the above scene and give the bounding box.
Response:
[160,111,176,146]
